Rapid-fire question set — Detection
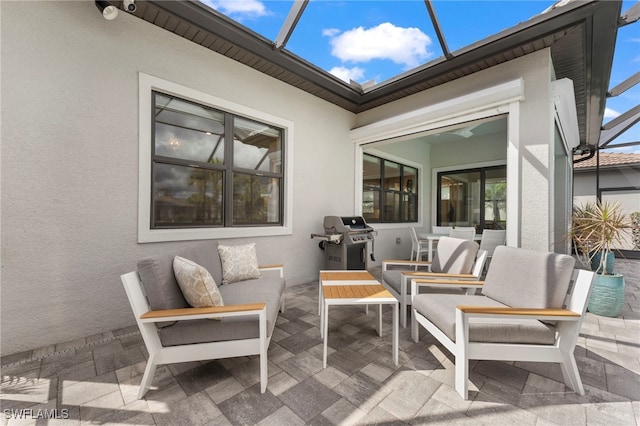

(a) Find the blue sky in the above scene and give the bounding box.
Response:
[201,0,639,150]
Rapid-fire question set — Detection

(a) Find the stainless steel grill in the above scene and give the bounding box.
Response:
[311,216,376,270]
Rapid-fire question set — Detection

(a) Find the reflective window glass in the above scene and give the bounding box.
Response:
[154,93,225,164]
[233,174,281,225]
[363,153,418,223]
[152,163,223,226]
[152,92,284,228]
[233,117,282,173]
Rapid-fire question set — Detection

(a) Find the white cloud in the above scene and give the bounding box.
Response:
[329,66,366,83]
[604,107,621,118]
[201,0,267,17]
[322,28,341,37]
[325,22,433,69]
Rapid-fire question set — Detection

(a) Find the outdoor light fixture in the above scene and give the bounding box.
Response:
[95,1,118,20]
[123,0,137,13]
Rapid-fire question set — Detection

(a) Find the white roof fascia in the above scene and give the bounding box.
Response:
[551,78,580,152]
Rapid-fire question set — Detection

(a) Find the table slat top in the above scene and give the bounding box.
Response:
[320,271,376,282]
[323,284,393,300]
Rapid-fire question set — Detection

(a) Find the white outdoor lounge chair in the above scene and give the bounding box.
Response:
[410,245,595,399]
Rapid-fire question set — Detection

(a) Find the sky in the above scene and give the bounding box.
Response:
[200,0,640,151]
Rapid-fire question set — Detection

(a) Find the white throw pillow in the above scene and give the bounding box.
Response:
[217,243,261,284]
[173,256,224,308]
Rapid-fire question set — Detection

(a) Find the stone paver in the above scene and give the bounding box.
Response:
[1,260,638,425]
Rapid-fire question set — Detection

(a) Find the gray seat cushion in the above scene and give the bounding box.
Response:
[382,270,462,296]
[158,276,285,346]
[481,246,575,310]
[431,237,478,274]
[382,270,406,295]
[413,293,556,345]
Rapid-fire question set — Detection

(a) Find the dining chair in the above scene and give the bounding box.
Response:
[479,229,507,260]
[409,226,430,262]
[449,227,475,241]
[432,225,453,235]
[478,229,506,274]
[428,226,452,260]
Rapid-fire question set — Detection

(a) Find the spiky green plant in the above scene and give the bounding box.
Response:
[571,201,631,274]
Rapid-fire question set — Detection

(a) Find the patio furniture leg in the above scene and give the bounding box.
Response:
[393,302,399,366]
[138,355,158,399]
[323,301,329,368]
[560,350,585,395]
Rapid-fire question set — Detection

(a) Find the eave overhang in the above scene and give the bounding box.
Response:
[114,0,621,147]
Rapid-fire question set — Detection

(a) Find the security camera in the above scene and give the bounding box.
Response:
[123,0,136,13]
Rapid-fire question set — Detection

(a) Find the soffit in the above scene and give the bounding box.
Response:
[118,0,621,147]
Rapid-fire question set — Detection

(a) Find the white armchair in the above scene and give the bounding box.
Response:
[382,237,486,327]
[410,245,595,399]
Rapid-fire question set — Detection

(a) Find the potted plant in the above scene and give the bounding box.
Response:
[571,200,631,317]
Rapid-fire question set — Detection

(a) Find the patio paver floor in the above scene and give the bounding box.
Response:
[2,260,639,425]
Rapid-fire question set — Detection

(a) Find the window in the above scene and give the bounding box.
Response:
[152,92,283,228]
[139,74,293,242]
[363,153,418,223]
[437,165,506,232]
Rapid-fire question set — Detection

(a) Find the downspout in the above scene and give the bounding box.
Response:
[596,148,601,202]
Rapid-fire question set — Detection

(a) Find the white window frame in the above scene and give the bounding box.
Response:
[138,73,294,243]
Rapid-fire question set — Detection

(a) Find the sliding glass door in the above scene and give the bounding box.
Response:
[437,165,506,233]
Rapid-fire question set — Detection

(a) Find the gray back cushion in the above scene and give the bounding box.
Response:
[482,246,575,309]
[431,237,479,274]
[137,240,223,313]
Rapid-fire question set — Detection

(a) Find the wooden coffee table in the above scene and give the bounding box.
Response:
[319,271,399,368]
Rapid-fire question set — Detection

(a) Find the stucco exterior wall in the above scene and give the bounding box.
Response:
[574,167,640,197]
[0,1,356,355]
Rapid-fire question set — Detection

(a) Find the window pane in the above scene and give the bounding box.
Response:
[363,155,381,189]
[439,171,481,227]
[152,163,223,227]
[484,168,507,230]
[403,166,417,193]
[233,117,282,173]
[155,94,225,164]
[233,174,280,225]
[384,162,401,191]
[363,154,418,223]
[403,194,417,222]
[438,166,506,231]
[383,192,400,221]
[363,190,380,222]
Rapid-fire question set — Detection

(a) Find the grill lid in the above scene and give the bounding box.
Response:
[323,216,373,234]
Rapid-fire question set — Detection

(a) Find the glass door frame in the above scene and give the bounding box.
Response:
[434,161,507,233]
